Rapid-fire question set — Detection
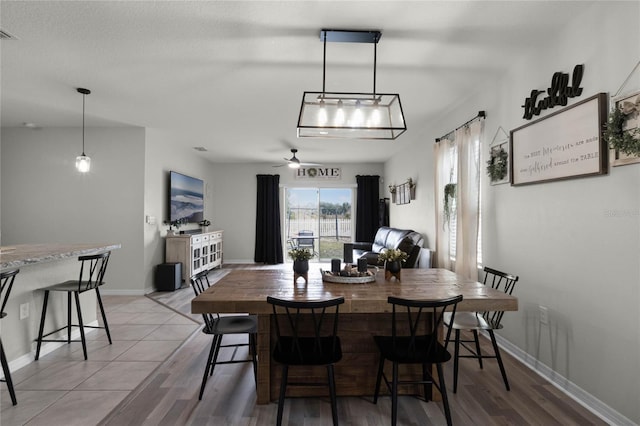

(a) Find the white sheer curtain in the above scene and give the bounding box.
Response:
[434,136,455,271]
[434,119,484,279]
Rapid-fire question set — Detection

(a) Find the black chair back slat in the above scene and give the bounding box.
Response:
[190,271,217,330]
[481,267,519,328]
[388,295,462,360]
[77,252,110,292]
[1,269,19,317]
[267,296,344,365]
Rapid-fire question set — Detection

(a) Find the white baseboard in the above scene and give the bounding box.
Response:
[493,333,636,426]
[4,321,99,377]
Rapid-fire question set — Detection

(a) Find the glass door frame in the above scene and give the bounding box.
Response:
[281,184,356,262]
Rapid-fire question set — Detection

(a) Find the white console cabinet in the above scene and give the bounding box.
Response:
[165,230,223,282]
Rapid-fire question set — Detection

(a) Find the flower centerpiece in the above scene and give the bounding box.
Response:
[199,219,211,231]
[288,247,313,275]
[378,249,408,280]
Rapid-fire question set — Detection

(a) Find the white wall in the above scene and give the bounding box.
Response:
[1,127,146,293]
[383,3,640,424]
[143,128,216,292]
[1,126,146,362]
[205,162,384,263]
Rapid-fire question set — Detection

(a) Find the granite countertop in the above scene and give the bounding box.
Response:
[0,243,121,271]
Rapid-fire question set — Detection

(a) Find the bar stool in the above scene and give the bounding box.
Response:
[35,252,112,361]
[1,268,20,405]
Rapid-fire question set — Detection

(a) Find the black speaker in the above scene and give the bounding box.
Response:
[155,263,182,291]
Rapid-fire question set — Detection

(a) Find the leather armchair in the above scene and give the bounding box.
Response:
[345,226,424,268]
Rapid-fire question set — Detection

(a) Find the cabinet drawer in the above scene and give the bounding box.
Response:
[201,234,210,242]
[192,236,202,244]
[212,232,222,239]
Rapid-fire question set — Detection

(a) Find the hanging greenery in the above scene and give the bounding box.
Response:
[486,146,509,182]
[604,107,640,156]
[443,183,456,227]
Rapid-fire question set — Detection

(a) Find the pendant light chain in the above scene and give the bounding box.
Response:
[373,42,377,97]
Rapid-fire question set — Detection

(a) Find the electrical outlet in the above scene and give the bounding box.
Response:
[19,303,29,320]
[539,305,548,325]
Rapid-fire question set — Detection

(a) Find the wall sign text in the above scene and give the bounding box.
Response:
[522,64,584,120]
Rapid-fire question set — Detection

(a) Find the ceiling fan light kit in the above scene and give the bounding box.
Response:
[297,29,406,140]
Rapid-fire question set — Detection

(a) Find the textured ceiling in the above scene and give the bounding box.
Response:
[0,1,592,164]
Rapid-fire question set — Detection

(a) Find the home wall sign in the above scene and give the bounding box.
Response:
[522,64,584,120]
[510,92,608,186]
[294,167,341,179]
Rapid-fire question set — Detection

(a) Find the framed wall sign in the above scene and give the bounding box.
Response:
[510,92,608,186]
[609,90,640,167]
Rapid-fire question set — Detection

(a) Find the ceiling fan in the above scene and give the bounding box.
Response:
[273,149,322,169]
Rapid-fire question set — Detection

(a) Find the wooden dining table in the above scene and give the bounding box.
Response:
[191,267,518,404]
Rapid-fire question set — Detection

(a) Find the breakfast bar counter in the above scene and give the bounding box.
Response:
[0,243,120,366]
[0,243,121,271]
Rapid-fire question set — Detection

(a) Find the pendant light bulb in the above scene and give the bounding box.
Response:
[75,88,91,173]
[351,100,363,127]
[317,99,328,126]
[334,99,345,126]
[371,100,381,126]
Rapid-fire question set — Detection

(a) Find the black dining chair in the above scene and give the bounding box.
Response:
[191,270,257,400]
[35,251,112,361]
[444,266,519,393]
[1,268,20,405]
[373,294,463,426]
[267,296,345,426]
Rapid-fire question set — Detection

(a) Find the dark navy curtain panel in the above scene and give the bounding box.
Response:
[355,175,380,242]
[254,174,284,264]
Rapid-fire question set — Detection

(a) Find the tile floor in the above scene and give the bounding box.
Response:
[0,295,199,426]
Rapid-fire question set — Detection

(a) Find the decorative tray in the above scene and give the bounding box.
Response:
[320,267,377,284]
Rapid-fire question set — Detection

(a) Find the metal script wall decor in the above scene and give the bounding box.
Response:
[522,64,584,120]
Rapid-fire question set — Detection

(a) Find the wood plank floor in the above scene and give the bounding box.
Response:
[103,264,606,426]
[2,263,607,425]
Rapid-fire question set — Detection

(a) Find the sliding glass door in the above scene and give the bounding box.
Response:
[284,187,354,261]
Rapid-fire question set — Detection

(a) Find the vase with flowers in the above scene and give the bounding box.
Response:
[288,247,313,275]
[378,249,408,281]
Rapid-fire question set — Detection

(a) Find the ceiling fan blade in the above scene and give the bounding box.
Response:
[299,162,323,166]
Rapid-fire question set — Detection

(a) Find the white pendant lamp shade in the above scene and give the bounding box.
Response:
[75,154,91,173]
[76,88,91,173]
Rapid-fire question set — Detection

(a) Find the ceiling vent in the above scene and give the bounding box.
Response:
[0,29,18,40]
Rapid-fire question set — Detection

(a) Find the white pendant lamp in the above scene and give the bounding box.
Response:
[75,88,91,173]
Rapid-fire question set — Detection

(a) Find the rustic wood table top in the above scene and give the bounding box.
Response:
[191,267,518,314]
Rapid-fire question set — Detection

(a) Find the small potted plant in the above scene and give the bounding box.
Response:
[166,218,187,235]
[378,249,408,280]
[288,247,313,274]
[199,219,211,232]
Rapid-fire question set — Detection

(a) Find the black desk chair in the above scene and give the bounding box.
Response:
[444,266,519,393]
[267,296,345,426]
[1,268,19,405]
[191,271,257,400]
[373,295,463,426]
[35,252,112,361]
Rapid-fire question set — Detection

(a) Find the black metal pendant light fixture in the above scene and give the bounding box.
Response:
[297,29,406,140]
[75,88,91,173]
